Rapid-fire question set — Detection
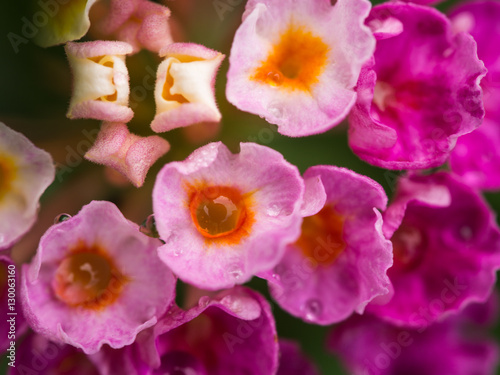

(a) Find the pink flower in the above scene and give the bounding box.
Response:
[20,201,176,354]
[226,0,375,136]
[368,172,500,327]
[449,1,500,190]
[65,41,134,123]
[151,43,225,133]
[0,122,54,250]
[152,142,304,290]
[329,308,499,375]
[85,122,170,187]
[89,288,279,375]
[97,0,173,54]
[348,3,486,169]
[263,166,393,324]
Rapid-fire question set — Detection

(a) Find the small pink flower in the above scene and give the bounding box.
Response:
[85,122,170,187]
[263,166,393,324]
[226,0,375,136]
[0,122,54,250]
[152,142,304,290]
[348,3,486,169]
[20,201,176,354]
[65,41,134,123]
[97,0,173,54]
[151,43,225,133]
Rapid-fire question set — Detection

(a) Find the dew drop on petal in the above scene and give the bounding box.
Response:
[54,213,71,224]
[266,204,281,217]
[198,296,210,308]
[227,265,243,280]
[303,299,322,322]
[139,214,160,238]
[267,104,284,119]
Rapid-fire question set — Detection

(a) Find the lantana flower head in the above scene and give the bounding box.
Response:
[264,166,393,324]
[65,41,134,123]
[97,0,173,53]
[449,1,500,190]
[151,43,225,133]
[85,122,170,187]
[152,142,304,290]
[0,122,55,250]
[368,172,500,327]
[226,0,375,137]
[348,2,486,169]
[328,310,499,375]
[20,201,176,354]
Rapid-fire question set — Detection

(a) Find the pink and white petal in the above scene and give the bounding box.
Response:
[300,175,327,217]
[0,123,55,249]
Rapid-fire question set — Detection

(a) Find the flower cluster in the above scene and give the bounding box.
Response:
[2,0,500,374]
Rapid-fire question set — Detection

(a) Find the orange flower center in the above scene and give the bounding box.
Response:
[295,205,346,266]
[52,242,127,310]
[252,24,330,92]
[190,186,248,238]
[0,155,16,202]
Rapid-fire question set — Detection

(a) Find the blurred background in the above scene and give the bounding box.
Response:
[0,0,499,373]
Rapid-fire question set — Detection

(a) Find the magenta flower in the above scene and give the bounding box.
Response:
[152,142,304,290]
[85,122,170,187]
[263,166,392,324]
[277,339,318,375]
[142,287,278,375]
[329,311,499,375]
[20,201,176,354]
[368,172,500,327]
[449,1,500,190]
[98,0,173,54]
[348,2,486,169]
[89,288,278,375]
[65,41,134,123]
[226,0,375,137]
[0,122,55,250]
[12,332,99,375]
[151,43,225,133]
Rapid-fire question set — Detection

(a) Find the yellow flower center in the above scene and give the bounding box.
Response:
[295,205,346,266]
[252,24,330,92]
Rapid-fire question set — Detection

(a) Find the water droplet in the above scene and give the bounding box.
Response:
[267,104,284,119]
[172,247,183,257]
[227,265,243,280]
[303,299,322,322]
[266,70,283,86]
[266,204,281,217]
[198,296,210,308]
[139,215,160,238]
[271,273,280,281]
[54,213,71,224]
